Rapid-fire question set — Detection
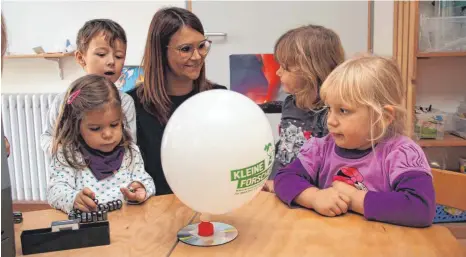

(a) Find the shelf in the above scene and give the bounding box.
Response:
[417,51,466,58]
[4,52,75,59]
[4,52,75,79]
[418,133,466,147]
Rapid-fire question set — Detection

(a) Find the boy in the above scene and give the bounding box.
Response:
[40,19,136,154]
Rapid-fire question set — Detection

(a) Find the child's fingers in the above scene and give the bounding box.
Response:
[267,181,275,193]
[262,181,272,192]
[74,189,96,211]
[124,182,147,202]
[338,193,351,204]
[5,137,10,156]
[135,188,146,202]
[325,209,337,217]
[81,195,97,211]
[74,197,92,212]
[82,187,95,199]
[336,199,349,213]
[75,202,91,212]
[330,205,343,216]
[120,187,137,200]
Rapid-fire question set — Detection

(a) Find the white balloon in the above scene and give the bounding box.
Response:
[161,90,275,215]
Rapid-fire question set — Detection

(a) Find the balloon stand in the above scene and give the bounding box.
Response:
[177,222,238,247]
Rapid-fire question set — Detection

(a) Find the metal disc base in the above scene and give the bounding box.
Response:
[177,222,238,247]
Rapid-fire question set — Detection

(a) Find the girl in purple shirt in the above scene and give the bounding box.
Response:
[274,55,435,227]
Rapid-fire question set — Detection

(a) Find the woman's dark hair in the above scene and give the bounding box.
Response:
[138,7,213,124]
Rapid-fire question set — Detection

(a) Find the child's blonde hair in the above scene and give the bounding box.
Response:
[274,24,345,110]
[320,55,407,143]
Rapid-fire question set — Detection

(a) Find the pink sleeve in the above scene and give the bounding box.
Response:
[384,141,431,186]
[297,137,325,182]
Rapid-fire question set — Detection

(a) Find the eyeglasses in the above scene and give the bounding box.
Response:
[167,39,212,60]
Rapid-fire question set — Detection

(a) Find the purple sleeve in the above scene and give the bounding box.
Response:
[364,171,435,227]
[274,158,316,206]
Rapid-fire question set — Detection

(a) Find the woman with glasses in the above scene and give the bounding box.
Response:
[128,7,226,195]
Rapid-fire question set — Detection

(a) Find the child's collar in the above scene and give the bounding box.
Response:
[78,137,125,181]
[334,144,375,159]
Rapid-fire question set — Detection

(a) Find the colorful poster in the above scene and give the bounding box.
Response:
[229,54,286,113]
[115,66,144,92]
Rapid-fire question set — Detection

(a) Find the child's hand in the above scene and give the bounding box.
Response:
[5,137,10,157]
[310,188,350,217]
[332,181,367,214]
[74,187,97,212]
[331,180,358,197]
[120,182,146,203]
[262,180,275,193]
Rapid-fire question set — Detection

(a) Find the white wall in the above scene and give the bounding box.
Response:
[2,1,395,94]
[195,1,369,88]
[373,0,394,56]
[2,57,85,94]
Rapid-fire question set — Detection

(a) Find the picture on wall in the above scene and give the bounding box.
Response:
[115,66,144,92]
[229,54,286,113]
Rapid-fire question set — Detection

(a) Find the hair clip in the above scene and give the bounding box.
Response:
[309,105,328,114]
[67,89,81,104]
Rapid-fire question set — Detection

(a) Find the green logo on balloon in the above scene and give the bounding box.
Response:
[230,143,275,195]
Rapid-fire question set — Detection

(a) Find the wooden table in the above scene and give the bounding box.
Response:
[171,192,465,257]
[14,192,465,257]
[14,195,195,257]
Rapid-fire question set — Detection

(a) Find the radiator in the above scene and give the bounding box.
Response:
[1,94,57,201]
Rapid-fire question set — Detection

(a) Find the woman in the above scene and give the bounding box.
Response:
[128,7,226,195]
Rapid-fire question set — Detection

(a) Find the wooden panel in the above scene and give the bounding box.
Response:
[14,195,195,256]
[393,1,420,138]
[401,1,409,87]
[441,223,466,240]
[432,169,466,211]
[171,192,464,257]
[411,1,420,80]
[406,1,417,137]
[394,1,409,116]
[13,201,51,212]
[458,239,466,252]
